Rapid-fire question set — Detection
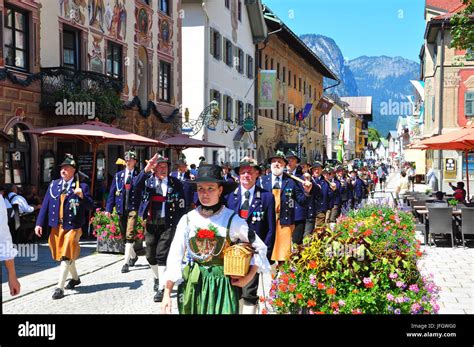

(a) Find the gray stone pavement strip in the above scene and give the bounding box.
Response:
[2,171,472,314]
[2,241,123,303]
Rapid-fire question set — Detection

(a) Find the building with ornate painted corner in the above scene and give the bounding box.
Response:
[420,0,474,194]
[0,0,182,198]
[180,0,267,167]
[256,6,339,164]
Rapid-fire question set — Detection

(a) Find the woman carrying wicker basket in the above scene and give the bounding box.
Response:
[161,165,270,314]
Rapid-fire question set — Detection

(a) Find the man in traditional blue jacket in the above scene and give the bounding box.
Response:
[258,151,312,263]
[226,156,276,314]
[311,162,330,228]
[328,168,342,225]
[170,159,195,212]
[135,154,186,302]
[350,169,366,209]
[106,150,142,273]
[285,150,306,245]
[35,154,94,299]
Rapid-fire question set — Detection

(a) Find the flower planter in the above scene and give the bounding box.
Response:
[97,238,143,254]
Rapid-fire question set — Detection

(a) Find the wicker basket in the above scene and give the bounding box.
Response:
[223,243,254,276]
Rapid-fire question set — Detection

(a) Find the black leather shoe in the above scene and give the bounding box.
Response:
[153,278,159,292]
[154,289,164,302]
[121,264,129,273]
[128,256,138,267]
[52,288,64,300]
[65,278,81,290]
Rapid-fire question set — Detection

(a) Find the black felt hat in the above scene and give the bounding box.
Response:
[59,153,77,169]
[191,164,237,194]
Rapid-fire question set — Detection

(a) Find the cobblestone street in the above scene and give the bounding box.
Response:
[2,173,472,315]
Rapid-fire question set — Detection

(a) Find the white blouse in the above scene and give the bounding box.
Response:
[164,206,271,284]
[0,196,18,261]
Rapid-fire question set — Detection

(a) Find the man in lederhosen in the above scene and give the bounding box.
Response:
[106,150,141,273]
[226,156,276,314]
[258,151,312,264]
[35,154,94,299]
[136,154,186,302]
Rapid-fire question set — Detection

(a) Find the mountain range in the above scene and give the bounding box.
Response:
[300,34,420,137]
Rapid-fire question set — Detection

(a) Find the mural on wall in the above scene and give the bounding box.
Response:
[158,17,173,56]
[60,0,87,25]
[134,5,152,47]
[88,34,104,73]
[88,0,105,32]
[107,0,127,40]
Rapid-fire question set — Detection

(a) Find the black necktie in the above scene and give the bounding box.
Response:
[61,182,68,195]
[240,190,250,218]
[126,171,132,185]
[273,176,280,189]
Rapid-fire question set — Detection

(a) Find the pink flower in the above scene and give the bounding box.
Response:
[389,273,398,279]
[409,284,419,293]
[396,281,404,288]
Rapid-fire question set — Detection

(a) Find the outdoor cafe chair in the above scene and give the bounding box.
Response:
[427,207,456,248]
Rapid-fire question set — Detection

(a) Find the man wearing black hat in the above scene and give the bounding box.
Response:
[285,150,306,245]
[35,154,94,299]
[135,153,186,302]
[226,157,276,314]
[106,150,142,273]
[258,151,312,262]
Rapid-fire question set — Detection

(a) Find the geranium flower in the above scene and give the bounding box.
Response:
[389,273,398,279]
[326,288,336,295]
[296,293,303,300]
[318,282,326,290]
[307,300,316,308]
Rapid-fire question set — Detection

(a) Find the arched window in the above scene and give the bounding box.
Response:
[5,124,31,186]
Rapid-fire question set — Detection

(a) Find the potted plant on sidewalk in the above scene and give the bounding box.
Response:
[91,208,145,254]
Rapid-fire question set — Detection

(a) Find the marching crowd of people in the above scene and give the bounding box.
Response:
[1,149,395,313]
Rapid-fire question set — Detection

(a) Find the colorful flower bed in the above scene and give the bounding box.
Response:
[268,205,440,314]
[90,208,145,241]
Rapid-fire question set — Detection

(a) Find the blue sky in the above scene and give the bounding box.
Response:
[263,0,426,62]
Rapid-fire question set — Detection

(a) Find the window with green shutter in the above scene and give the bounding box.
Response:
[466,91,474,116]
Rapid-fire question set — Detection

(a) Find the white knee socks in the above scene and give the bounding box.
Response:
[69,260,79,280]
[57,261,70,290]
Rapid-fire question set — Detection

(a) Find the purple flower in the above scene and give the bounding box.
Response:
[387,293,395,301]
[389,273,398,279]
[411,303,422,314]
[395,296,404,304]
[387,306,393,311]
[409,284,419,293]
[394,308,401,314]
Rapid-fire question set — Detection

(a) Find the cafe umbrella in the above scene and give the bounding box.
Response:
[419,122,474,200]
[25,120,166,193]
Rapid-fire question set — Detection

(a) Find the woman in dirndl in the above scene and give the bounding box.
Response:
[161,165,270,314]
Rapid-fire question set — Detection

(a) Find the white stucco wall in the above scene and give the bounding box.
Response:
[182,0,256,166]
